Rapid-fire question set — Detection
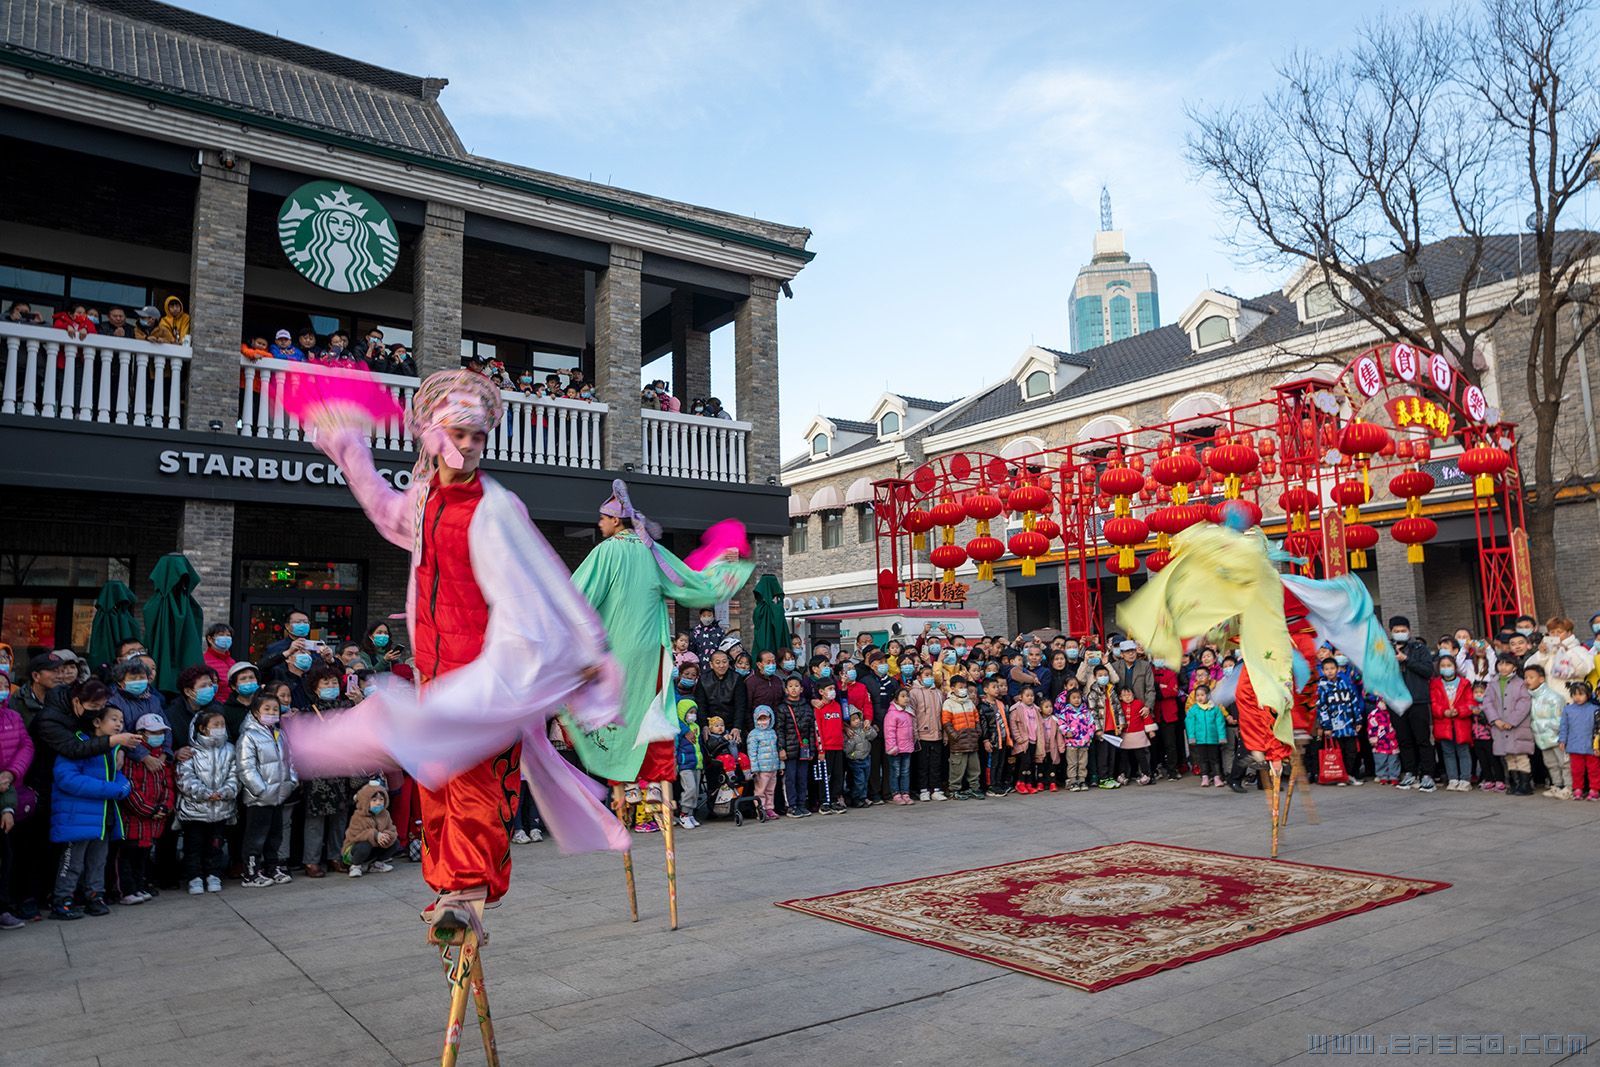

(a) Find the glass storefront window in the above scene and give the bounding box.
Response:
[70,277,148,308]
[239,560,363,591]
[0,265,66,296]
[0,555,131,587]
[2,598,59,650]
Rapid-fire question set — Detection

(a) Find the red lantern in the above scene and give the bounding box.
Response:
[1395,439,1414,460]
[929,542,967,583]
[964,492,1004,537]
[1033,517,1061,542]
[1457,445,1511,498]
[1007,483,1050,514]
[1170,502,1208,532]
[1145,549,1171,573]
[1388,470,1436,519]
[930,499,965,531]
[1147,506,1186,549]
[1413,439,1432,462]
[1279,487,1317,531]
[1102,516,1150,573]
[1391,515,1438,564]
[1344,522,1379,569]
[902,508,933,550]
[1207,442,1260,499]
[1338,421,1390,458]
[1140,476,1158,502]
[1330,479,1371,523]
[1152,452,1203,504]
[1007,529,1050,577]
[1259,436,1276,457]
[1104,553,1139,592]
[1098,467,1144,498]
[965,535,1005,582]
[1209,499,1262,528]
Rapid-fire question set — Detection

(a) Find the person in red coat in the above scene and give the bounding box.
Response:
[118,713,175,903]
[1151,659,1185,780]
[1431,657,1477,789]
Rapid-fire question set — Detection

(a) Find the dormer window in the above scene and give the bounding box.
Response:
[879,411,901,436]
[810,432,830,456]
[1195,315,1231,348]
[1024,370,1052,399]
[1303,282,1338,319]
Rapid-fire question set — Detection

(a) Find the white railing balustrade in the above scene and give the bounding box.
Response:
[641,408,750,481]
[1,321,189,428]
[238,357,606,469]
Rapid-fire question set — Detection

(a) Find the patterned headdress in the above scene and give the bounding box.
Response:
[408,370,505,560]
[601,478,678,583]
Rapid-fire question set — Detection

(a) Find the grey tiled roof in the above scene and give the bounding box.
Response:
[829,418,876,435]
[3,0,465,155]
[899,394,953,411]
[924,231,1599,437]
[1038,344,1096,368]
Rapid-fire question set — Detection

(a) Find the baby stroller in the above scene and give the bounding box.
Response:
[710,737,763,825]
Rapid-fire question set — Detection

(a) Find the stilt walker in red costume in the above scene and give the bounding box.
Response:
[281,368,627,1065]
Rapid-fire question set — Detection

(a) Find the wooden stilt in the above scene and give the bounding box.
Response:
[1265,761,1283,859]
[432,901,496,1067]
[655,780,679,930]
[611,784,638,922]
[1280,757,1298,828]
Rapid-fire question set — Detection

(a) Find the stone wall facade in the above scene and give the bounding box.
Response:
[187,153,250,432]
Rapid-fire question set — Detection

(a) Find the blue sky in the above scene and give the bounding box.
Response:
[195,0,1414,448]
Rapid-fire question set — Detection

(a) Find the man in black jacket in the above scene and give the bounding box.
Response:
[695,650,749,741]
[1387,615,1437,792]
[859,650,898,804]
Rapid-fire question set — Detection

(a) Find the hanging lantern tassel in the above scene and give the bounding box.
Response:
[1350,549,1367,569]
[978,561,992,581]
[975,519,989,537]
[1118,546,1135,570]
[1022,557,1037,578]
[1156,531,1169,549]
[1474,473,1493,498]
[1117,574,1130,593]
[1173,483,1188,505]
[1407,543,1424,564]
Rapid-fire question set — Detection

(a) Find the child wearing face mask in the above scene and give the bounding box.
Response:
[909,667,946,800]
[342,781,400,876]
[1055,685,1096,791]
[298,666,359,875]
[116,713,176,904]
[674,697,703,830]
[49,697,131,920]
[689,609,726,663]
[177,709,237,894]
[812,682,847,813]
[747,706,781,819]
[883,688,917,804]
[1431,653,1476,790]
[1367,699,1401,785]
[239,694,297,887]
[1087,665,1120,788]
[776,676,817,817]
[1007,685,1042,793]
[1558,680,1600,801]
[1117,684,1156,785]
[941,677,983,799]
[1468,680,1502,791]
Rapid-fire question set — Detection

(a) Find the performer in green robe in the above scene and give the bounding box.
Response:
[564,480,752,785]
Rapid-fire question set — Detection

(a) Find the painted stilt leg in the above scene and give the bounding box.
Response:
[1280,757,1298,828]
[467,939,499,1067]
[611,784,637,922]
[655,780,679,930]
[1266,761,1283,859]
[439,937,473,1067]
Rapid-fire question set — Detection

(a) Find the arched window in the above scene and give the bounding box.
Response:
[879,411,901,436]
[1304,282,1339,319]
[1024,370,1052,398]
[810,433,830,456]
[1195,315,1232,348]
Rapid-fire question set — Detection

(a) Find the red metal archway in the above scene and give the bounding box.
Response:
[874,342,1526,639]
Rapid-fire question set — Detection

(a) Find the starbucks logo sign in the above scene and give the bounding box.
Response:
[277,182,399,293]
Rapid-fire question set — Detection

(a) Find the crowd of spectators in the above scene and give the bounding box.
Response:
[1,606,1596,927]
[5,295,191,344]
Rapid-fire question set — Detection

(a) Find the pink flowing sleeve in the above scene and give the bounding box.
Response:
[316,428,413,551]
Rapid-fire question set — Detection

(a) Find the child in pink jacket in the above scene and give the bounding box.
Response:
[1008,686,1043,793]
[883,689,918,804]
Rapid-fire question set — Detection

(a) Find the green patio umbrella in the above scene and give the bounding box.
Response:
[87,580,141,671]
[144,553,204,695]
[752,573,789,659]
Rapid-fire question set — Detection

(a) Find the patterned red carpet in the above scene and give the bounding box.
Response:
[776,841,1448,991]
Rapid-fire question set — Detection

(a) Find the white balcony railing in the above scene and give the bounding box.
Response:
[641,408,749,481]
[239,357,607,469]
[1,321,188,428]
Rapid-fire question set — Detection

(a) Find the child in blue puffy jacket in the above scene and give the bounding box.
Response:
[50,700,131,920]
[746,706,781,818]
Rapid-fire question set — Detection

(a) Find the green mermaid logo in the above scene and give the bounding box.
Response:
[277,182,399,293]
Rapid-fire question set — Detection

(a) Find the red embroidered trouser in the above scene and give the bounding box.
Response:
[1236,631,1318,763]
[420,742,521,903]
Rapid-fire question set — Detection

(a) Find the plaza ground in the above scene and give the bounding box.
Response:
[3,782,1596,1067]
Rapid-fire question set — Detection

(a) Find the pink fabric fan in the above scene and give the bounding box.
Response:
[280,367,404,433]
[684,518,751,571]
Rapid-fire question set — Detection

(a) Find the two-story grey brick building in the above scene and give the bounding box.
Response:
[783,236,1600,644]
[0,0,810,661]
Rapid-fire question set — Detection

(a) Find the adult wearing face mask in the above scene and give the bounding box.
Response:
[859,652,898,804]
[745,651,786,725]
[259,611,315,677]
[273,641,318,711]
[689,608,727,664]
[203,624,236,703]
[803,654,835,703]
[1075,644,1118,690]
[1116,642,1156,713]
[221,664,261,742]
[1387,616,1438,792]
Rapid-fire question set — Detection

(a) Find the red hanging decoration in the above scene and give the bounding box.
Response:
[963,492,1004,538]
[1033,517,1061,542]
[1279,487,1318,531]
[965,535,1005,582]
[1388,469,1436,519]
[1144,548,1171,573]
[929,542,967,583]
[1007,530,1050,577]
[902,508,933,550]
[1330,479,1371,523]
[1104,553,1139,592]
[1206,441,1260,499]
[1102,515,1150,573]
[1344,522,1379,569]
[1391,515,1438,564]
[1457,444,1511,498]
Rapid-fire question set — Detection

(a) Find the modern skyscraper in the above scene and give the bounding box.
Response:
[1070,188,1160,354]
